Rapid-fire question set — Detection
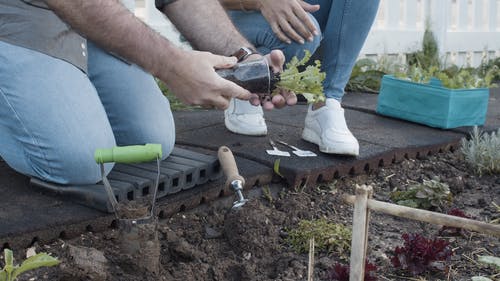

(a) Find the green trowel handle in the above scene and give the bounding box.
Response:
[94,144,162,164]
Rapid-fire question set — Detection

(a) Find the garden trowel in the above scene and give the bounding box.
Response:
[218,146,248,210]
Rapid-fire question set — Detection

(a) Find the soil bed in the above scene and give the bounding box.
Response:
[12,150,500,281]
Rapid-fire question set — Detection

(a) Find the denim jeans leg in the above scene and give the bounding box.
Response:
[87,42,175,159]
[308,0,380,101]
[228,11,321,62]
[0,41,116,185]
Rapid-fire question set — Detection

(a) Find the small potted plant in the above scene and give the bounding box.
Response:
[217,50,326,104]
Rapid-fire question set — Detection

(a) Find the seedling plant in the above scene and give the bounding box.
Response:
[327,261,377,281]
[0,249,59,281]
[390,178,452,210]
[391,233,453,276]
[273,50,326,104]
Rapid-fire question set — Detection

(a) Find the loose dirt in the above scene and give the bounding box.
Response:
[11,150,500,281]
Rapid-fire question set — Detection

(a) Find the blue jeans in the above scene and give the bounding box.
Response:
[229,0,380,101]
[0,41,175,185]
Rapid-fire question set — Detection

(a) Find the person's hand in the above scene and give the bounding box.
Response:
[246,50,298,110]
[161,50,252,110]
[258,0,320,44]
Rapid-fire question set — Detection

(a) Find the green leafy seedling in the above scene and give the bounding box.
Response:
[273,158,284,178]
[274,50,326,104]
[391,178,452,210]
[0,249,60,281]
[261,186,274,204]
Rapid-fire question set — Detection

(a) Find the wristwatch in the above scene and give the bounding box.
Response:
[231,47,259,62]
[155,0,178,10]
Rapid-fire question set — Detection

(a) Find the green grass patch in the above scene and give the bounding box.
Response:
[285,218,351,258]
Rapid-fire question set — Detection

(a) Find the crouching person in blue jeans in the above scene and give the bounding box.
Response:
[0,0,296,185]
[220,0,380,156]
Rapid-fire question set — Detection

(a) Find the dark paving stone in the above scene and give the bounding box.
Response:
[0,161,111,249]
[342,91,378,113]
[176,105,465,186]
[174,110,223,133]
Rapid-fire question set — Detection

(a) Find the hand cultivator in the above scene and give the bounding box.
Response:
[94,144,163,274]
[94,143,162,216]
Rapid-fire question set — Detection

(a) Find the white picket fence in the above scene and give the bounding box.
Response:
[126,0,500,67]
[363,0,500,67]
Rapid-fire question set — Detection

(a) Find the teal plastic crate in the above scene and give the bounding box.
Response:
[376,75,490,129]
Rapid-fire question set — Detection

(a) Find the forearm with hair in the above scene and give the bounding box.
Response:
[45,0,182,78]
[218,0,261,11]
[163,0,254,56]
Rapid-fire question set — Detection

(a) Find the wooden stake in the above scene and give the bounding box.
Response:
[344,195,500,238]
[308,237,315,281]
[349,185,373,281]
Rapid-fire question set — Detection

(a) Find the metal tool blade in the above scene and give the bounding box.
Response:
[276,140,317,157]
[266,139,290,156]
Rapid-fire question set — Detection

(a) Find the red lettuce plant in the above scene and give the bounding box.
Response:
[439,208,472,236]
[391,233,452,276]
[327,261,377,281]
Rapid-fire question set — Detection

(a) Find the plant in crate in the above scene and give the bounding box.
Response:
[376,24,500,129]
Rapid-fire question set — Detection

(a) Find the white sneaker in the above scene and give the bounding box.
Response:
[302,99,359,156]
[224,98,267,136]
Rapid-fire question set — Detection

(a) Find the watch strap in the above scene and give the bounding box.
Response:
[231,47,258,62]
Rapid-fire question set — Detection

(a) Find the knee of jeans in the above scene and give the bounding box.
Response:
[32,146,114,186]
[308,13,322,49]
[283,14,322,61]
[156,126,175,160]
[134,113,176,161]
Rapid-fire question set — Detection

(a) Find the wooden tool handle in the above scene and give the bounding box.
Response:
[218,146,245,187]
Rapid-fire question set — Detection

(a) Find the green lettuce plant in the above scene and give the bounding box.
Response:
[273,50,326,104]
[394,64,499,89]
[0,249,59,281]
